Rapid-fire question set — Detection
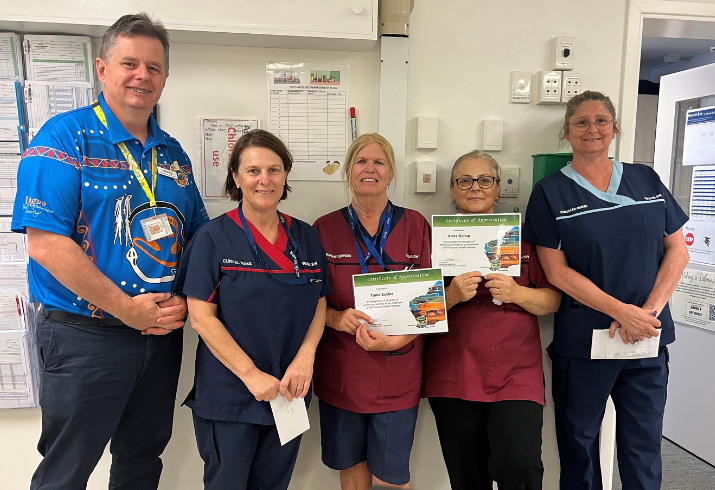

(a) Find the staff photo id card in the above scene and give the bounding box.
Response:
[353,268,448,336]
[432,214,521,277]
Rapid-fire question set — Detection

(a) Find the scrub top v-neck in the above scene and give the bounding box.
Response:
[177,207,330,424]
[523,160,688,358]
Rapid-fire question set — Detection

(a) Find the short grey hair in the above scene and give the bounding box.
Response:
[450,150,500,184]
[99,13,170,71]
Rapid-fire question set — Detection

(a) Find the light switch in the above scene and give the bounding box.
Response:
[480,120,503,151]
[416,116,438,149]
[499,167,520,198]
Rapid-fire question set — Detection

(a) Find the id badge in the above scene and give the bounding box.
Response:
[141,214,174,241]
[157,166,178,179]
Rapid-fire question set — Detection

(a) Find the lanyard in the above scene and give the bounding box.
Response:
[93,100,158,209]
[238,204,307,285]
[347,202,393,274]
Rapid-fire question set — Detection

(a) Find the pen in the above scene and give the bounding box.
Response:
[350,107,357,141]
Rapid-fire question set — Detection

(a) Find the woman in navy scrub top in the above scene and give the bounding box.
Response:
[423,150,561,490]
[178,130,330,490]
[523,91,690,490]
[312,133,431,490]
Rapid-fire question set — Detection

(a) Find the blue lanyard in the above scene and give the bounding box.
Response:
[238,204,307,285]
[347,202,393,274]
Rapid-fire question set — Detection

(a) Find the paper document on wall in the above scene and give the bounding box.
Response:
[0,300,40,409]
[23,35,94,86]
[0,217,26,265]
[0,264,27,293]
[683,106,715,167]
[24,81,93,129]
[689,167,715,218]
[0,33,24,82]
[590,329,660,359]
[199,118,259,200]
[269,394,310,445]
[0,155,19,216]
[671,268,715,333]
[267,63,349,181]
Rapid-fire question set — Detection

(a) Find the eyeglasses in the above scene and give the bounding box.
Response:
[569,118,614,132]
[453,176,498,190]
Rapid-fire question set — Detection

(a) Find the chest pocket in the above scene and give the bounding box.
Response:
[641,204,665,256]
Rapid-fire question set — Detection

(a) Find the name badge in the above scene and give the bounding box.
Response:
[140,214,174,241]
[157,166,178,179]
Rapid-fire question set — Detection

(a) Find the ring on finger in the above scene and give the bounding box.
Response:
[496,288,500,294]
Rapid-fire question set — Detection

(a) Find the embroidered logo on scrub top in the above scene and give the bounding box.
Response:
[223,258,253,266]
[560,204,588,215]
[326,253,352,258]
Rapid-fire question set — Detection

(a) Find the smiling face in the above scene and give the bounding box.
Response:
[96,35,168,119]
[233,147,287,214]
[350,142,393,198]
[450,158,499,214]
[564,100,615,157]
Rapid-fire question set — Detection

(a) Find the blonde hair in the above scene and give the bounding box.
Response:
[450,150,500,184]
[559,90,621,140]
[343,133,396,194]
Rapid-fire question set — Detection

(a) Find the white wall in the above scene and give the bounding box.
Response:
[1,1,631,488]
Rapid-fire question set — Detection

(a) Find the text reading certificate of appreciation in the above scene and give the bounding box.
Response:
[353,268,448,336]
[432,214,521,277]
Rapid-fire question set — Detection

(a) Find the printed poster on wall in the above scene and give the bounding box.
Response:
[683,106,715,167]
[266,63,349,181]
[200,117,259,201]
[671,268,715,333]
[682,219,715,266]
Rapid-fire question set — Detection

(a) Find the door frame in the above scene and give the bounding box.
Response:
[619,0,715,163]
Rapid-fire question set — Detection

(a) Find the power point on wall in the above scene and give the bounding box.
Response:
[550,36,575,71]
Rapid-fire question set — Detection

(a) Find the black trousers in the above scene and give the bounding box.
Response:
[429,398,544,490]
[31,314,183,490]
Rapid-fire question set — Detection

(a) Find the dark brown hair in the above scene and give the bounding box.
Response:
[223,129,293,202]
[559,90,621,140]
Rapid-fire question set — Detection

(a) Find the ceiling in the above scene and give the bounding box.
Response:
[641,18,715,71]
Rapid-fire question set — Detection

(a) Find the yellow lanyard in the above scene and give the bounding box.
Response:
[93,101,158,208]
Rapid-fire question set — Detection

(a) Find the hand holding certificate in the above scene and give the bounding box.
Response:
[353,268,448,335]
[432,214,521,277]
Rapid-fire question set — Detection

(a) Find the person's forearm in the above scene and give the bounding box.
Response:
[444,284,460,310]
[645,242,690,313]
[27,228,131,316]
[545,264,623,319]
[191,314,258,380]
[297,297,327,357]
[512,286,561,316]
[325,305,340,330]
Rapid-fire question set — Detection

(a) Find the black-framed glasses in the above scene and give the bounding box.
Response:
[453,176,498,190]
[569,118,613,132]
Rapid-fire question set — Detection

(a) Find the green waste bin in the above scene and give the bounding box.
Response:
[532,153,572,187]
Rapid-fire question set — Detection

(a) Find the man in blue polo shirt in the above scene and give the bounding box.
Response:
[12,13,208,490]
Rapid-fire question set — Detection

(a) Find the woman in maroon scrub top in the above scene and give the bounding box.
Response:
[313,133,431,489]
[423,150,561,490]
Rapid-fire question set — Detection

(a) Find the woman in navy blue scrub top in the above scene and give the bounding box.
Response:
[177,130,330,490]
[523,91,690,490]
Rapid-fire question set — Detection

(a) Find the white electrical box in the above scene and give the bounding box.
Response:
[480,119,503,151]
[416,116,438,149]
[499,166,520,198]
[561,73,582,103]
[510,71,531,103]
[415,160,437,193]
[534,71,562,105]
[550,36,575,71]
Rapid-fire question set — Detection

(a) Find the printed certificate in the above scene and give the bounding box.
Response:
[432,214,521,277]
[353,268,448,335]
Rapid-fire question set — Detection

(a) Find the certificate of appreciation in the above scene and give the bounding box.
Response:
[432,214,521,277]
[353,268,448,335]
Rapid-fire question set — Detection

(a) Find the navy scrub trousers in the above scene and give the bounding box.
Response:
[32,313,183,490]
[551,348,669,490]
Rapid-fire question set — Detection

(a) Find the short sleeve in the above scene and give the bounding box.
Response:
[11,122,82,235]
[181,226,221,303]
[526,241,558,291]
[523,182,561,249]
[419,214,432,269]
[660,180,689,235]
[318,241,332,298]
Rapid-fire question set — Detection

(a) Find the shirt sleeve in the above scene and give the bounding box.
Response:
[318,239,332,298]
[419,214,432,269]
[659,180,689,235]
[182,226,221,304]
[184,160,209,241]
[523,181,561,250]
[11,121,82,235]
[526,240,559,291]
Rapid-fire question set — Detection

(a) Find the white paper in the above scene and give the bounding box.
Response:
[671,269,715,333]
[432,214,522,277]
[0,298,40,409]
[24,81,94,129]
[23,35,94,86]
[689,167,715,218]
[0,33,24,82]
[0,264,28,293]
[0,293,23,331]
[0,81,22,134]
[681,219,715,265]
[0,217,26,264]
[590,329,660,359]
[269,394,310,446]
[199,117,259,200]
[353,268,448,335]
[267,63,349,181]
